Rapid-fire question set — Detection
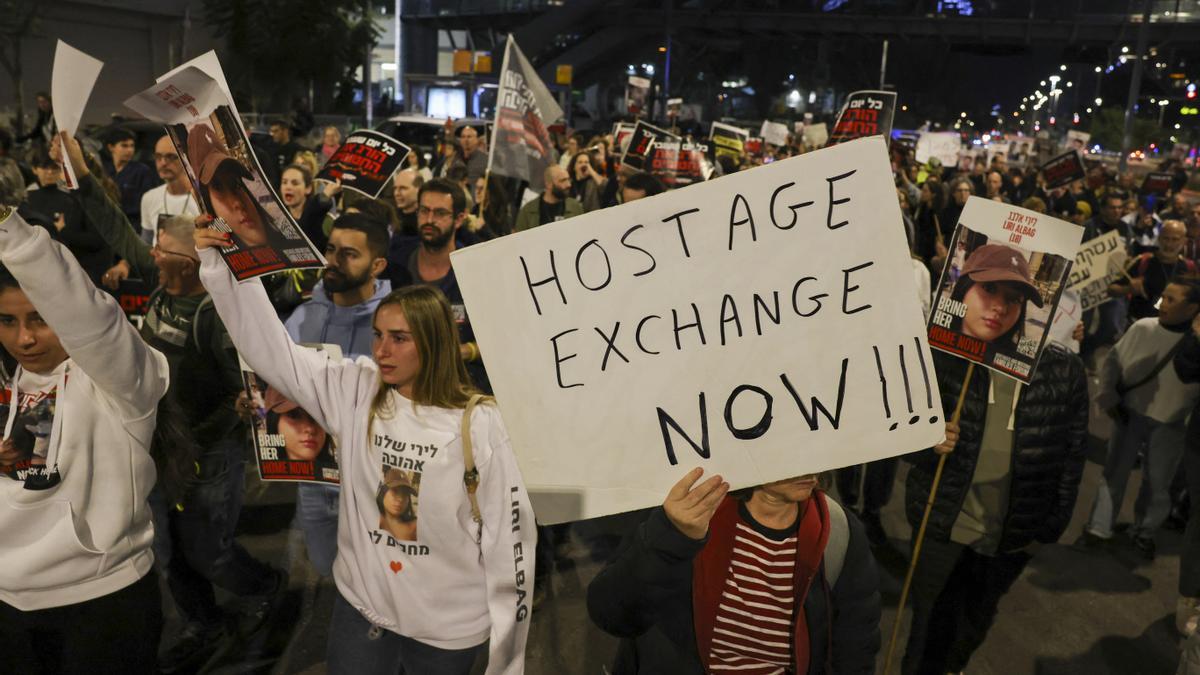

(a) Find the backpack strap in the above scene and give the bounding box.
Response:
[824,495,850,588]
[461,393,485,545]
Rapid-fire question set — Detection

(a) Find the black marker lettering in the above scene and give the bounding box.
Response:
[826,170,857,230]
[842,261,874,315]
[769,182,814,230]
[550,329,583,389]
[620,225,657,277]
[520,251,566,316]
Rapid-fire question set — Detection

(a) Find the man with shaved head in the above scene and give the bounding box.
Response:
[1110,219,1198,321]
[514,163,583,232]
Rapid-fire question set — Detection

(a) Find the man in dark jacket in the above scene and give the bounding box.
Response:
[588,469,881,674]
[902,346,1088,675]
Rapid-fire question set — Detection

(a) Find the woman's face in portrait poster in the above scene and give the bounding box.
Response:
[278,407,326,461]
[962,280,1025,342]
[209,167,267,246]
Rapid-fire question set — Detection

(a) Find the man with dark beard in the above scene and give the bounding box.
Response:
[514,164,583,232]
[283,212,392,577]
[386,177,489,392]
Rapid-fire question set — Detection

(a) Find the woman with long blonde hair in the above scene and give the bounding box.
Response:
[195,225,535,674]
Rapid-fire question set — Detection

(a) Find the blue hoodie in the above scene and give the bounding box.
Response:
[284,278,392,358]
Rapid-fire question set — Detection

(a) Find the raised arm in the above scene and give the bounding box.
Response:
[0,207,167,420]
[195,228,366,438]
[60,133,157,280]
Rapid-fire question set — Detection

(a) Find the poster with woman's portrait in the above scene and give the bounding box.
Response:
[927,197,1083,383]
[124,65,325,280]
[240,345,341,484]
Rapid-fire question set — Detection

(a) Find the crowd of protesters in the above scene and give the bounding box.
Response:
[2,91,1200,675]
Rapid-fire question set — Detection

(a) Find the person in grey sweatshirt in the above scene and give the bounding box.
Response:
[284,212,392,575]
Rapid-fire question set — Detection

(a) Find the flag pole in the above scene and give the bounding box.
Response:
[882,362,975,674]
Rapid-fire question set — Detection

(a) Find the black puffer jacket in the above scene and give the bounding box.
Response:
[905,346,1089,552]
[1173,332,1200,448]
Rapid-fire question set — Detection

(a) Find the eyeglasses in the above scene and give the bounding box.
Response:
[154,153,180,163]
[151,244,198,262]
[418,206,455,220]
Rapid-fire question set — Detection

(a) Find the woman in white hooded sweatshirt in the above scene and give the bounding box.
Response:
[0,204,169,673]
[195,222,535,674]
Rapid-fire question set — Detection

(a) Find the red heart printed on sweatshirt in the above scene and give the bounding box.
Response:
[389,561,403,574]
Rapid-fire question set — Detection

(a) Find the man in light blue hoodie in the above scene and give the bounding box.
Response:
[284,213,391,575]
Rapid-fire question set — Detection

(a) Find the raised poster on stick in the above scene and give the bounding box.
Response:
[1067,230,1126,311]
[242,345,342,484]
[649,140,713,188]
[827,90,897,146]
[452,136,944,523]
[709,122,748,161]
[927,197,1082,383]
[1040,149,1087,190]
[620,120,677,172]
[124,66,324,280]
[316,130,410,199]
[1142,171,1174,196]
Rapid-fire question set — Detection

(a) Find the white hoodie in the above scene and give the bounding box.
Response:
[0,209,169,610]
[198,248,535,673]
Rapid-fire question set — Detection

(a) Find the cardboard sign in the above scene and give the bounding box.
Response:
[317,130,410,199]
[124,66,324,280]
[828,90,897,146]
[802,123,828,148]
[242,345,342,484]
[1068,230,1125,311]
[51,41,103,190]
[620,120,676,172]
[649,141,713,188]
[626,76,652,116]
[759,120,790,148]
[451,137,943,523]
[1064,130,1091,152]
[1040,150,1087,190]
[928,197,1083,383]
[709,122,748,161]
[915,132,961,167]
[613,122,636,154]
[1141,172,1174,196]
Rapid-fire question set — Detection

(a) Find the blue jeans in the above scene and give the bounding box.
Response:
[1087,411,1187,539]
[295,482,340,576]
[327,590,484,675]
[150,437,276,626]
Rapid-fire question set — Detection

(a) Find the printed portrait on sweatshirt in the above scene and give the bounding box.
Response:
[0,386,57,482]
[377,468,420,542]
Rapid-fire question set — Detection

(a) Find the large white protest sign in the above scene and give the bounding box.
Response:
[51,41,103,190]
[915,131,961,167]
[452,137,944,523]
[759,120,789,147]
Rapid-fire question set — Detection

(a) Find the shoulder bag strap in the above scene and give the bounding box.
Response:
[461,393,485,544]
[1118,335,1189,397]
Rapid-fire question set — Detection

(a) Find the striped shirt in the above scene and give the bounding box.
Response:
[708,511,798,674]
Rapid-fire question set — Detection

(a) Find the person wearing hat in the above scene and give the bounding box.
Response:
[376,469,418,542]
[188,122,276,249]
[901,273,1088,672]
[264,385,333,464]
[948,243,1044,364]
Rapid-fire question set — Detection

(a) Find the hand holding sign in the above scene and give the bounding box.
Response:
[663,467,729,540]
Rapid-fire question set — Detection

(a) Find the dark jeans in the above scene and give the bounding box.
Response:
[836,457,899,515]
[0,570,162,674]
[150,438,275,626]
[901,537,1031,675]
[1182,440,1200,597]
[327,590,484,675]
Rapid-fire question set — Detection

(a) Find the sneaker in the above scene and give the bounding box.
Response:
[861,511,888,547]
[158,620,226,674]
[1132,534,1156,560]
[1073,530,1109,551]
[1177,596,1200,636]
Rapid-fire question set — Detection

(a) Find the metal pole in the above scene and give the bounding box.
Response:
[663,0,673,124]
[1120,0,1153,173]
[395,0,403,108]
[880,39,889,89]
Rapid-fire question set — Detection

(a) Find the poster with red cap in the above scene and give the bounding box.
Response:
[927,197,1084,382]
[124,65,325,280]
[241,345,342,484]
